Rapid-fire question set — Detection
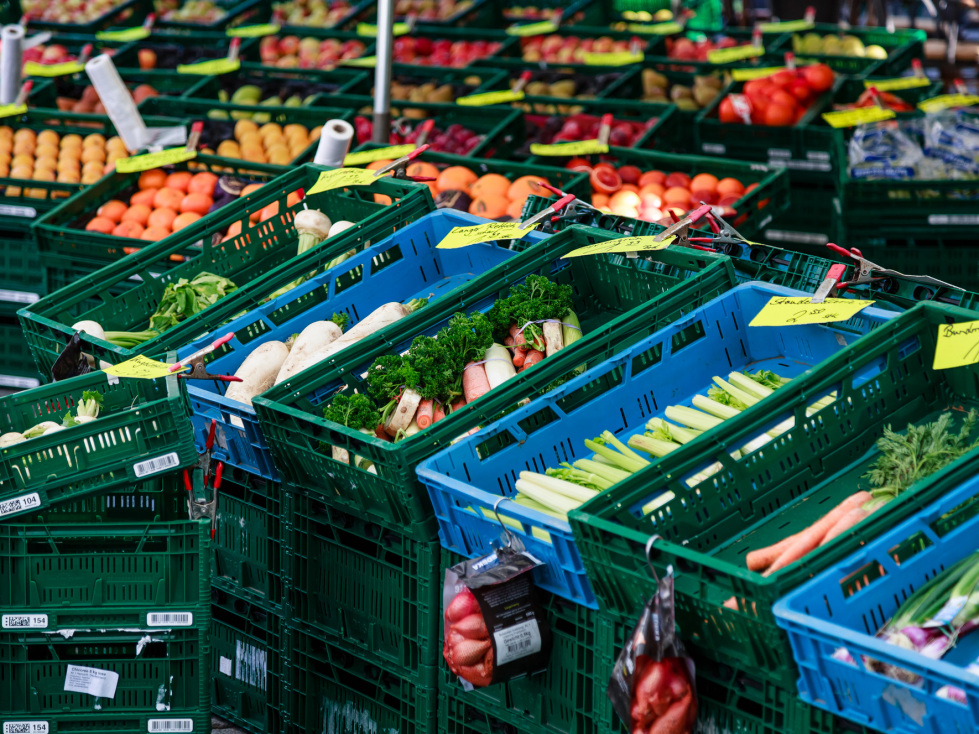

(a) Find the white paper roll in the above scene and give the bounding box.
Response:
[0,25,24,106]
[314,118,354,167]
[85,54,148,151]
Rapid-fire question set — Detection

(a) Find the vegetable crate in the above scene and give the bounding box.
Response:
[0,627,210,732]
[284,625,438,734]
[569,300,979,688]
[769,25,926,77]
[0,367,197,519]
[19,164,434,377]
[774,462,979,734]
[287,487,441,687]
[254,226,738,541]
[0,516,209,631]
[0,315,42,390]
[760,176,843,250]
[211,467,286,610]
[179,209,541,481]
[211,587,286,734]
[418,282,895,608]
[0,230,43,316]
[832,236,979,294]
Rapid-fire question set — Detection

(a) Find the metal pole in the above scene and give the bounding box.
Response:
[372,0,394,144]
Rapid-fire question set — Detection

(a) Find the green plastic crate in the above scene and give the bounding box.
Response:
[27,474,189,522]
[471,63,641,110]
[181,62,368,107]
[761,176,842,248]
[210,588,286,734]
[830,235,979,293]
[501,0,603,26]
[482,25,665,70]
[156,0,271,31]
[108,32,262,79]
[570,300,979,687]
[212,468,285,610]
[287,487,440,686]
[0,230,43,313]
[0,316,39,390]
[0,628,210,730]
[0,366,197,517]
[346,0,501,29]
[273,0,372,33]
[573,0,723,32]
[284,625,438,734]
[19,164,434,376]
[255,226,738,541]
[341,64,504,106]
[771,24,926,77]
[20,0,151,33]
[0,519,209,631]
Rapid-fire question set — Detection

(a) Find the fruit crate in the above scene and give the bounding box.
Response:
[770,24,926,77]
[19,0,151,33]
[177,208,542,481]
[641,27,787,75]
[470,63,642,109]
[273,0,373,34]
[212,467,286,610]
[284,625,438,734]
[570,0,722,32]
[569,300,979,687]
[483,25,665,70]
[346,0,503,29]
[419,282,894,608]
[0,230,43,315]
[775,465,979,734]
[254,226,737,541]
[108,31,262,78]
[0,364,197,518]
[0,517,209,631]
[287,488,441,686]
[341,64,505,107]
[834,235,979,294]
[0,316,40,390]
[28,473,189,522]
[211,588,286,734]
[0,627,210,731]
[761,176,843,249]
[32,154,287,290]
[18,163,434,377]
[182,61,368,107]
[156,0,272,31]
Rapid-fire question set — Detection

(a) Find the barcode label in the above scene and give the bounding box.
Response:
[0,290,39,304]
[929,214,979,225]
[148,720,193,732]
[0,204,36,218]
[0,493,41,518]
[4,722,48,734]
[133,452,180,478]
[147,612,193,627]
[493,619,542,666]
[2,614,47,629]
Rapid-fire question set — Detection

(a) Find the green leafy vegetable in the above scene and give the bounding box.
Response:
[331,312,351,332]
[365,354,419,424]
[77,390,103,419]
[323,393,380,431]
[62,412,80,428]
[487,275,573,347]
[708,385,748,410]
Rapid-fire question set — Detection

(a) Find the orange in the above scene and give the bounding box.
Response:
[85,216,116,234]
[638,170,667,188]
[258,202,279,222]
[224,220,243,240]
[663,187,692,207]
[148,207,178,230]
[286,190,303,208]
[591,193,609,208]
[153,187,184,211]
[639,183,665,199]
[138,169,166,189]
[240,183,264,197]
[130,188,158,207]
[121,204,151,226]
[97,200,127,222]
[470,173,511,201]
[716,177,744,197]
[689,173,719,194]
[506,199,524,219]
[142,226,171,241]
[468,197,509,219]
[366,159,392,171]
[406,162,440,196]
[436,166,478,194]
[609,190,641,216]
[508,176,551,203]
[619,184,640,195]
[180,192,213,216]
[188,172,218,196]
[165,171,193,192]
[112,220,145,239]
[172,212,201,231]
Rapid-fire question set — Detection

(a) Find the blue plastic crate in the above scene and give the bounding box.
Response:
[774,464,979,734]
[177,210,544,481]
[417,282,897,608]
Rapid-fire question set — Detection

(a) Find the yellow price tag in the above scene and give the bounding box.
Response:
[933,320,979,370]
[227,23,280,37]
[583,51,644,66]
[357,22,410,36]
[918,94,979,113]
[438,221,539,249]
[306,168,383,195]
[530,140,609,157]
[457,90,525,106]
[707,45,764,64]
[627,21,683,34]
[96,26,150,41]
[749,296,874,327]
[731,66,785,81]
[115,148,196,174]
[562,235,675,258]
[506,21,558,36]
[821,107,896,128]
[864,76,931,92]
[339,56,377,68]
[0,104,27,120]
[176,58,241,75]
[24,61,84,77]
[344,144,415,166]
[103,355,176,380]
[759,19,814,32]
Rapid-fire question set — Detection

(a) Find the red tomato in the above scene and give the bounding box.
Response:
[750,98,768,125]
[769,90,799,115]
[765,103,795,127]
[718,96,740,124]
[771,70,796,88]
[802,64,835,93]
[788,79,813,103]
[743,79,771,103]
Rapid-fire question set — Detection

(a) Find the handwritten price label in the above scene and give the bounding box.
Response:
[918,94,979,113]
[934,320,979,370]
[457,90,525,106]
[357,22,409,36]
[530,139,609,157]
[759,19,814,32]
[864,76,931,92]
[583,50,644,66]
[749,296,874,327]
[103,355,176,380]
[562,235,675,258]
[0,104,27,120]
[822,107,896,128]
[306,168,382,195]
[627,21,683,34]
[438,221,539,249]
[344,144,415,166]
[707,45,763,64]
[96,26,150,41]
[731,66,785,81]
[506,20,558,36]
[176,58,241,75]
[115,148,196,174]
[339,56,376,68]
[24,61,84,77]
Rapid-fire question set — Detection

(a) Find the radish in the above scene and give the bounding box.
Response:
[385,387,422,436]
[483,344,516,390]
[275,321,342,384]
[542,321,564,357]
[226,342,290,426]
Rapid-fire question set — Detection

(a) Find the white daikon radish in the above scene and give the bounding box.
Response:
[276,321,342,384]
[483,343,517,390]
[385,388,422,436]
[0,432,25,447]
[226,342,290,427]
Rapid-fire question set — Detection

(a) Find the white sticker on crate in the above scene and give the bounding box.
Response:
[219,656,232,677]
[147,612,193,627]
[2,614,47,629]
[64,665,119,698]
[493,619,542,666]
[702,143,726,155]
[0,205,37,218]
[133,453,180,478]
[0,493,41,519]
[235,640,266,690]
[0,290,39,304]
[928,214,979,226]
[147,720,193,732]
[0,375,39,389]
[765,230,829,245]
[3,723,48,734]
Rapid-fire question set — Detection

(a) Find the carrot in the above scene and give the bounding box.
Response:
[433,401,445,423]
[462,362,492,404]
[513,330,527,350]
[763,492,872,576]
[508,323,521,338]
[450,398,466,413]
[818,506,871,547]
[416,399,434,429]
[746,530,804,572]
[512,350,526,368]
[503,336,515,347]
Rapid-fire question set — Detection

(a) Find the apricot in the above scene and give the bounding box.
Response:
[121,204,152,226]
